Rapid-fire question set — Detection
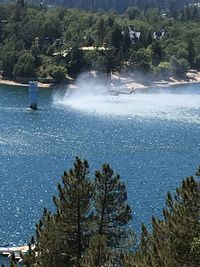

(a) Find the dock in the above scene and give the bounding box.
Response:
[0,245,29,261]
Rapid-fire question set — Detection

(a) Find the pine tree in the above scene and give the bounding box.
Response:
[151,41,163,66]
[35,209,64,267]
[27,157,93,267]
[187,38,195,68]
[94,163,133,249]
[191,236,200,261]
[121,223,152,267]
[81,235,114,267]
[135,175,200,267]
[9,256,17,267]
[22,238,37,267]
[24,159,134,267]
[95,18,106,44]
[17,0,25,8]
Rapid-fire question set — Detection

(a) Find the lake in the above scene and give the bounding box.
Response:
[0,81,200,248]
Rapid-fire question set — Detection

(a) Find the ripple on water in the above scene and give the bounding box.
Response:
[0,84,200,247]
[53,88,200,124]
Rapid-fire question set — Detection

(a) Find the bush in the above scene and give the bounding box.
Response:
[47,65,67,82]
[1,45,18,77]
[13,52,36,78]
[130,48,151,71]
[154,61,171,77]
[170,56,189,75]
[194,55,200,70]
[125,7,141,20]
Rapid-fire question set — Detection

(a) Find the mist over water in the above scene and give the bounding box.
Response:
[53,75,200,123]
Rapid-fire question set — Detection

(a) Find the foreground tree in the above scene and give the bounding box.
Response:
[17,0,25,8]
[25,157,93,267]
[81,234,113,267]
[125,174,200,267]
[24,159,133,267]
[81,164,134,266]
[94,164,132,248]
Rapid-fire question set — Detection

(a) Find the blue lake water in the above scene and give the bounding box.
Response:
[0,82,200,249]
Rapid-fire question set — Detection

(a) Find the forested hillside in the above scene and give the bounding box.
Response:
[0,1,200,83]
[0,0,198,12]
[52,0,197,13]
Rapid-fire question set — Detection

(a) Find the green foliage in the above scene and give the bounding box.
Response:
[125,7,141,20]
[30,157,93,267]
[66,47,86,74]
[13,52,36,78]
[95,18,106,44]
[187,38,195,68]
[191,236,200,261]
[170,56,189,76]
[42,13,62,42]
[151,41,163,66]
[194,55,200,70]
[22,241,37,267]
[109,24,123,50]
[22,156,200,267]
[146,8,160,23]
[81,235,113,267]
[84,50,99,69]
[0,2,199,80]
[0,42,18,77]
[18,0,25,8]
[134,175,200,267]
[177,48,188,60]
[154,61,171,77]
[84,51,110,72]
[36,208,68,267]
[32,0,196,14]
[91,49,124,73]
[47,65,67,82]
[94,163,132,248]
[25,158,133,267]
[9,254,17,267]
[130,48,151,71]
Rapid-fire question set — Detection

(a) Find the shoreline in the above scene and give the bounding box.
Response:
[1,70,200,90]
[109,70,200,92]
[0,78,53,88]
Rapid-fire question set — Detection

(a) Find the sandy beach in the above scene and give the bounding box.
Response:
[109,69,200,92]
[0,70,200,90]
[0,78,53,88]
